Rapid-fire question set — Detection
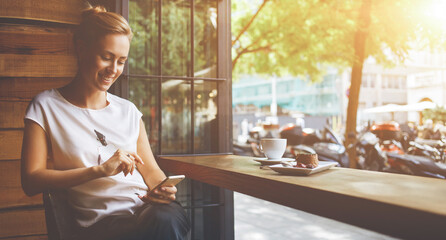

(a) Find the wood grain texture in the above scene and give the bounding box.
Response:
[0,130,23,160]
[0,100,29,129]
[159,155,446,239]
[0,160,42,209]
[0,0,83,24]
[0,54,77,77]
[8,235,48,240]
[0,77,71,100]
[0,23,75,55]
[0,208,46,238]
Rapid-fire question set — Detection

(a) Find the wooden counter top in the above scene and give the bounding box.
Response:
[159,154,446,239]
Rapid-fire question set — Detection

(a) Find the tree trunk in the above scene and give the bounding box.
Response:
[346,0,371,169]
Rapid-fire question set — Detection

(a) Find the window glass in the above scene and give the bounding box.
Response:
[162,0,191,77]
[129,78,160,155]
[162,79,192,154]
[129,0,159,75]
[194,0,218,78]
[194,80,218,153]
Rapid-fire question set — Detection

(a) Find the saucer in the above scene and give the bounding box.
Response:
[253,157,294,165]
[269,161,338,175]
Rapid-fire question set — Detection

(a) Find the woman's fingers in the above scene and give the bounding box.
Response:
[160,186,177,194]
[129,152,144,165]
[109,149,144,176]
[139,193,173,204]
[137,186,177,204]
[119,150,135,176]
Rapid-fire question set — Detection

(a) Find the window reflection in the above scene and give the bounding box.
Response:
[129,78,160,155]
[129,0,159,75]
[194,80,218,153]
[162,0,191,77]
[162,79,192,154]
[194,0,218,78]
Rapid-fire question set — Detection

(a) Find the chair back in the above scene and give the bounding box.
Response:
[43,190,76,240]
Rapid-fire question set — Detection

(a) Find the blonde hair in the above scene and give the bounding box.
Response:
[74,4,133,47]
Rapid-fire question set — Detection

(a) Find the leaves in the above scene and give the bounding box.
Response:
[423,106,446,123]
[232,0,446,81]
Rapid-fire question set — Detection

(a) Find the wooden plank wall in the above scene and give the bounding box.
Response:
[0,0,83,238]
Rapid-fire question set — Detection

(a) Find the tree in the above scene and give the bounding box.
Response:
[232,0,355,81]
[232,0,446,168]
[423,106,446,123]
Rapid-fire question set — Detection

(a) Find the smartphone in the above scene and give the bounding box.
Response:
[147,175,185,197]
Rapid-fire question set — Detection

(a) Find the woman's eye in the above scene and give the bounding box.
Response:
[101,56,111,61]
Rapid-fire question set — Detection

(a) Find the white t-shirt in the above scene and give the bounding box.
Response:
[24,89,149,227]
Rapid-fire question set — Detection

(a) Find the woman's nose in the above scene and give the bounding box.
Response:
[107,61,118,74]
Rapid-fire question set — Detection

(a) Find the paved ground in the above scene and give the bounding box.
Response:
[234,192,398,240]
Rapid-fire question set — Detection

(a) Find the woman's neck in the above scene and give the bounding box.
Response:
[59,77,109,110]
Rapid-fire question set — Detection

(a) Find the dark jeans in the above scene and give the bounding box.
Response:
[72,201,190,240]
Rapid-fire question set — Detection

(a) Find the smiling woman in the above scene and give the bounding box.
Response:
[20,3,190,240]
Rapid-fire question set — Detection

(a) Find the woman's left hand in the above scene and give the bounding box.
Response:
[138,186,177,204]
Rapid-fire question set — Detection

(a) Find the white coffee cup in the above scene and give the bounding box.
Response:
[260,138,287,159]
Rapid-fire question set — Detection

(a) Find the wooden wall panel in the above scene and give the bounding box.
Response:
[0,0,83,24]
[0,77,71,100]
[0,54,77,78]
[0,23,75,56]
[0,160,42,209]
[8,235,47,240]
[0,1,120,238]
[0,209,46,238]
[0,130,22,160]
[0,101,29,129]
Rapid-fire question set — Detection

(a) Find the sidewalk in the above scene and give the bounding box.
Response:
[234,192,397,240]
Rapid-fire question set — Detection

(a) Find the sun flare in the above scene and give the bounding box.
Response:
[422,0,446,31]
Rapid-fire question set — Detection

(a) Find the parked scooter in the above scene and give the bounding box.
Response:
[370,122,446,178]
[283,125,387,170]
[385,152,446,179]
[406,141,443,163]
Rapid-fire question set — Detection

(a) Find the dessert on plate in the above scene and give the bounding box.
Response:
[295,153,319,169]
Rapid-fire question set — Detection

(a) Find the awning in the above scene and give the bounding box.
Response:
[364,102,437,113]
[363,104,402,113]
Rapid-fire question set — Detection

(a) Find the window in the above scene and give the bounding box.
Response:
[127,1,232,239]
[128,0,221,155]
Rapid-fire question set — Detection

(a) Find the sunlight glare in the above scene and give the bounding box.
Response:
[423,0,446,31]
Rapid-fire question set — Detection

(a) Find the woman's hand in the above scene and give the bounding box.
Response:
[138,186,177,204]
[100,149,144,177]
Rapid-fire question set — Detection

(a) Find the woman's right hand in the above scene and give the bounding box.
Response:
[100,149,144,177]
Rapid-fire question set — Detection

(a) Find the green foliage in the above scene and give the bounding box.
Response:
[423,106,446,123]
[232,0,446,81]
[232,0,355,81]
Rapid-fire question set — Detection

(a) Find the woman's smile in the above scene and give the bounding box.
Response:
[80,33,130,92]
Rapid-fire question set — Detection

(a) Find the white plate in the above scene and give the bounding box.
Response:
[253,157,294,165]
[269,161,338,175]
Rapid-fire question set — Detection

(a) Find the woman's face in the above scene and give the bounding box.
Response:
[78,34,130,92]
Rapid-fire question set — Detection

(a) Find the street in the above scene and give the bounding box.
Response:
[234,192,397,240]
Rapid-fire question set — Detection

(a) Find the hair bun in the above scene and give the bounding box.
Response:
[81,4,107,19]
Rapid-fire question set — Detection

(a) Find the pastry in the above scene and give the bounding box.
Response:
[295,153,319,168]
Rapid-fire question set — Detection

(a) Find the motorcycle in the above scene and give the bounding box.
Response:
[385,152,446,179]
[284,125,387,170]
[407,140,443,163]
[370,122,446,178]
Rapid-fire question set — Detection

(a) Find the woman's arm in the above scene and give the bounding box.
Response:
[21,120,139,196]
[21,120,104,196]
[135,119,177,204]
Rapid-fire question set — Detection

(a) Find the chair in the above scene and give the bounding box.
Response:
[43,190,77,240]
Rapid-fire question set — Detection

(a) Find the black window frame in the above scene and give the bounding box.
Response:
[107,0,234,239]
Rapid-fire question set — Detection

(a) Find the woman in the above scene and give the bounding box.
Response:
[21,4,190,240]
